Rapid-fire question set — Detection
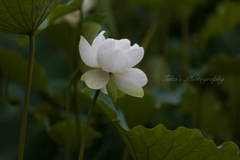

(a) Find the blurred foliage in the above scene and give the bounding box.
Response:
[49,120,101,150]
[0,48,50,93]
[1,0,240,159]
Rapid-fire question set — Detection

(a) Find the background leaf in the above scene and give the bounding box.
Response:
[49,120,101,151]
[47,0,83,26]
[0,47,50,93]
[82,22,101,44]
[0,99,48,160]
[205,53,240,76]
[193,1,240,49]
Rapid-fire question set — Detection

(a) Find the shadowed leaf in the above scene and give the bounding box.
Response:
[0,0,60,35]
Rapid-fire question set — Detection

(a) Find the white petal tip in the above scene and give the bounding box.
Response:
[99,30,106,34]
[101,87,108,94]
[80,35,85,41]
[80,74,85,81]
[133,92,144,98]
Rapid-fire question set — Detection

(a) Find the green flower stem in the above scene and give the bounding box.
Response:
[103,0,119,38]
[181,18,190,70]
[66,69,80,160]
[66,0,84,157]
[0,76,3,98]
[73,81,81,148]
[18,35,35,160]
[78,89,100,160]
[141,17,159,52]
[72,0,85,152]
[72,28,81,150]
[230,76,240,144]
[5,78,9,101]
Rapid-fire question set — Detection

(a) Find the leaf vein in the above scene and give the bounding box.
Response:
[18,0,31,32]
[178,140,204,160]
[33,0,53,32]
[0,17,24,33]
[1,0,27,32]
[115,122,139,160]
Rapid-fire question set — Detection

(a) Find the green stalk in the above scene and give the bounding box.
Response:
[66,69,79,160]
[141,17,159,52]
[5,78,9,101]
[18,35,35,160]
[73,81,81,148]
[72,0,84,152]
[66,0,84,157]
[72,26,81,151]
[0,75,3,98]
[78,89,100,160]
[230,76,240,145]
[181,17,190,71]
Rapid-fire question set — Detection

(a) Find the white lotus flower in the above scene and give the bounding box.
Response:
[79,31,148,101]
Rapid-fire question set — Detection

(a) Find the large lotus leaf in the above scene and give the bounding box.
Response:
[81,89,240,160]
[114,123,240,160]
[193,1,240,49]
[0,47,50,93]
[16,0,82,47]
[0,0,60,35]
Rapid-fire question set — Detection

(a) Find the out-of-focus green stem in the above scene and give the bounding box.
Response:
[141,19,159,52]
[78,90,100,160]
[66,1,84,159]
[18,35,35,160]
[0,75,3,98]
[181,18,191,71]
[73,0,85,150]
[229,76,240,145]
[66,69,79,160]
[235,76,240,145]
[5,78,9,101]
[101,0,119,38]
[73,81,81,148]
